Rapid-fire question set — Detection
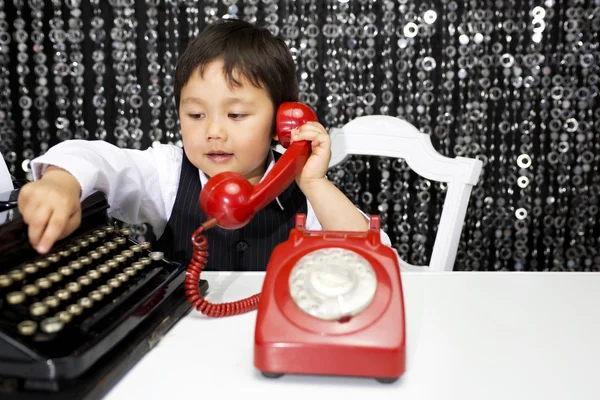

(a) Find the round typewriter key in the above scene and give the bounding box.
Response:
[40,317,64,333]
[35,260,50,269]
[121,249,134,258]
[55,289,71,301]
[59,249,72,258]
[66,282,81,293]
[9,270,26,281]
[107,278,121,288]
[47,272,62,283]
[123,267,136,277]
[68,245,81,253]
[18,320,37,335]
[130,245,142,253]
[115,237,127,245]
[77,276,92,286]
[43,296,60,308]
[89,290,103,302]
[23,284,40,296]
[58,266,73,276]
[78,297,93,309]
[56,311,72,323]
[88,251,101,260]
[77,239,90,248]
[94,229,107,238]
[105,241,117,250]
[23,264,38,274]
[114,255,126,264]
[86,235,98,243]
[67,304,83,316]
[139,257,151,266]
[0,275,12,287]
[98,285,112,295]
[97,246,109,255]
[30,302,48,316]
[7,291,25,304]
[35,277,52,289]
[115,273,128,283]
[132,262,144,271]
[97,264,110,274]
[103,226,115,233]
[87,270,101,280]
[149,251,164,261]
[120,228,132,236]
[140,241,151,250]
[78,256,92,265]
[46,254,60,263]
[106,260,119,269]
[69,261,83,270]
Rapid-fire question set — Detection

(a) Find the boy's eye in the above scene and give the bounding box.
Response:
[188,113,204,119]
[228,113,247,120]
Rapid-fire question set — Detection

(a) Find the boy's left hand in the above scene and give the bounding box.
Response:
[290,121,331,187]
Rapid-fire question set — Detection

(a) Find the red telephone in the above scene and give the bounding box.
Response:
[184,102,406,383]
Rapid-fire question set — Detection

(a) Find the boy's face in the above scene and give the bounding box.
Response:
[179,59,276,185]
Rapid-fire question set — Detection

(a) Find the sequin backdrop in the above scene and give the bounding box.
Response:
[0,0,599,271]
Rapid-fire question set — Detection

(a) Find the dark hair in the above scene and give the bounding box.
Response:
[174,19,299,112]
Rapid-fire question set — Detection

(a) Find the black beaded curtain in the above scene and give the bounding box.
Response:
[1,0,599,272]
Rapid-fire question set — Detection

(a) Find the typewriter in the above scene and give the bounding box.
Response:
[0,189,208,399]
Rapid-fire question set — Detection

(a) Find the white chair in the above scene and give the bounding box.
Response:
[328,116,483,272]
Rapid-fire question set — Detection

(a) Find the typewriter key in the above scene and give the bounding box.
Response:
[58,266,73,276]
[120,228,132,236]
[87,270,101,280]
[98,285,112,295]
[105,241,117,250]
[77,276,92,286]
[78,256,92,265]
[86,235,98,243]
[115,273,129,283]
[107,278,121,288]
[68,245,81,253]
[88,251,101,260]
[35,260,50,269]
[121,249,134,258]
[123,267,136,277]
[139,257,151,266]
[97,264,110,274]
[23,264,38,274]
[97,246,110,255]
[57,311,72,323]
[35,277,52,289]
[149,251,164,261]
[140,241,151,250]
[9,269,25,281]
[23,284,40,296]
[78,297,93,309]
[130,244,142,253]
[43,296,60,308]
[18,320,37,336]
[114,255,126,264]
[103,226,115,233]
[47,272,62,283]
[66,282,81,293]
[89,290,103,302]
[59,249,72,258]
[7,291,25,304]
[94,229,107,238]
[78,239,90,248]
[0,275,12,287]
[55,289,71,301]
[132,262,144,271]
[106,260,119,269]
[41,317,64,333]
[68,261,83,270]
[115,237,127,245]
[30,302,48,316]
[67,304,83,316]
[46,254,61,263]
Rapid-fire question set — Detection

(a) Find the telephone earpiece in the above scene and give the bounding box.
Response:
[199,102,317,230]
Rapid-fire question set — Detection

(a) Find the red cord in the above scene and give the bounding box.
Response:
[184,218,261,317]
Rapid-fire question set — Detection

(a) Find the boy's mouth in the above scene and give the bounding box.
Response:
[206,151,233,163]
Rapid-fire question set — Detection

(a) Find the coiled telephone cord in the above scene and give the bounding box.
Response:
[184,218,261,317]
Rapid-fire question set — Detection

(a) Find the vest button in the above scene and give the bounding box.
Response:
[236,240,249,252]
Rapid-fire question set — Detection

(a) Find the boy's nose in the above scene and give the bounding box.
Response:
[205,119,228,140]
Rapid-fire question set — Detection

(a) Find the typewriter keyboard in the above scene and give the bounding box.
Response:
[0,225,177,359]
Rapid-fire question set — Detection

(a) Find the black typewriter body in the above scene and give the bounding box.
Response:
[0,190,208,399]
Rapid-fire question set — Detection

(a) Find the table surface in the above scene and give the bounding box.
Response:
[104,271,600,400]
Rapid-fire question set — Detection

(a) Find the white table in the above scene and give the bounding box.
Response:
[105,271,600,400]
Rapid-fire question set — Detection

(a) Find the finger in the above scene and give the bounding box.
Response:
[36,208,70,254]
[28,206,53,251]
[59,209,81,241]
[293,126,324,142]
[17,185,33,218]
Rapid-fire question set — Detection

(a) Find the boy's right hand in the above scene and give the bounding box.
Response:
[17,166,82,254]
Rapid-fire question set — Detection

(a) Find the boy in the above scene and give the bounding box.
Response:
[18,19,391,271]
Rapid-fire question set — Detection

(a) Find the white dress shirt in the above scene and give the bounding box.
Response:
[30,140,391,246]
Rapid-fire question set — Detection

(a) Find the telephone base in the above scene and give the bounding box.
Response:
[259,371,399,384]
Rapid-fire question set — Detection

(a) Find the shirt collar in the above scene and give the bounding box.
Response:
[198,148,285,210]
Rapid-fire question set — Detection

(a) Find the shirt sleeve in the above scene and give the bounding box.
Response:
[304,199,393,247]
[29,140,181,238]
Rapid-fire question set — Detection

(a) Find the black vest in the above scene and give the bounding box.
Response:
[155,150,307,271]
